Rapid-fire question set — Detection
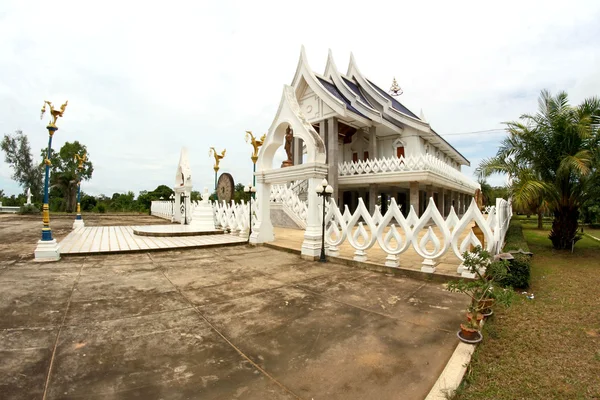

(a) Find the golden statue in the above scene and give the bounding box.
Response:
[74,153,87,169]
[245,131,266,164]
[281,125,294,168]
[41,100,68,127]
[209,147,226,172]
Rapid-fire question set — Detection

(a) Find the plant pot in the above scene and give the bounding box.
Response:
[481,308,493,317]
[458,326,483,344]
[478,298,495,310]
[466,312,483,323]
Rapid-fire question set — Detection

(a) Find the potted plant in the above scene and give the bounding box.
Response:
[448,246,512,343]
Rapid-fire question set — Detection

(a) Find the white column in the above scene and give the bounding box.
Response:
[301,177,324,258]
[410,182,419,216]
[368,184,378,214]
[250,181,274,243]
[327,118,339,204]
[369,126,377,159]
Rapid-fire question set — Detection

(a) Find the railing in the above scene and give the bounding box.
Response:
[338,154,480,191]
[289,179,309,200]
[323,196,512,273]
[213,199,256,237]
[150,201,173,220]
[0,205,20,213]
[270,184,308,227]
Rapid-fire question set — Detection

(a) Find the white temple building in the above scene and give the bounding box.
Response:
[286,47,479,216]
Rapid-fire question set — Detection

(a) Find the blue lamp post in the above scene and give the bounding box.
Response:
[35,100,68,262]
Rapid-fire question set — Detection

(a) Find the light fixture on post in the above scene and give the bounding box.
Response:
[169,193,175,222]
[244,183,257,239]
[209,147,226,192]
[245,131,266,187]
[35,100,68,262]
[73,152,87,230]
[316,178,333,262]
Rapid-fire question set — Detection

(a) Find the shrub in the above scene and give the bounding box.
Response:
[97,203,106,213]
[19,204,40,214]
[496,220,532,289]
[503,221,530,252]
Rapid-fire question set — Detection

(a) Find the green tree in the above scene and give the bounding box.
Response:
[1,130,43,201]
[42,141,93,213]
[478,90,600,249]
[233,183,251,204]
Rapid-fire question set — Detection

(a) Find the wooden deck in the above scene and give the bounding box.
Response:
[58,226,247,255]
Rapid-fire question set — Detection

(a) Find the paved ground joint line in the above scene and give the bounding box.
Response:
[42,258,87,400]
[149,254,302,400]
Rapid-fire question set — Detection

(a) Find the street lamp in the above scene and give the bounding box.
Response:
[169,193,175,221]
[316,178,333,262]
[209,147,226,191]
[244,183,257,239]
[245,131,266,187]
[73,152,86,230]
[35,100,68,262]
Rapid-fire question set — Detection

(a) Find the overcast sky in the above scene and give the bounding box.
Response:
[1,0,599,197]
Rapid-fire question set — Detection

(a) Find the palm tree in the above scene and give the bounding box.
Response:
[478,90,600,249]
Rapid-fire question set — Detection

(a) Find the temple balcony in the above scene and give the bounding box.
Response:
[337,154,479,193]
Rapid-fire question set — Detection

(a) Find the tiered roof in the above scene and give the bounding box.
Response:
[291,47,470,166]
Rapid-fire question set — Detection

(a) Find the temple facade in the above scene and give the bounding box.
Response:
[287,47,479,216]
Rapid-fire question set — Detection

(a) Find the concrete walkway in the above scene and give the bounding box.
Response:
[1,245,467,400]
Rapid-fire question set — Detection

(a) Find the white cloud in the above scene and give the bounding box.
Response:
[1,0,599,196]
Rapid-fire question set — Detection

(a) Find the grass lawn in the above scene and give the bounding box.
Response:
[454,226,600,399]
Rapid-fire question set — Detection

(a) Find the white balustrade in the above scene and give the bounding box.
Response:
[150,201,174,220]
[324,196,512,274]
[338,154,480,191]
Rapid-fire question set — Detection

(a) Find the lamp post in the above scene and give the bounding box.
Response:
[245,131,266,187]
[35,100,68,262]
[180,193,188,225]
[73,153,86,230]
[169,193,175,222]
[209,147,226,192]
[243,183,257,239]
[316,178,334,262]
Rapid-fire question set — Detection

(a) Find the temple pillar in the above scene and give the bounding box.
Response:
[409,182,419,216]
[369,126,378,159]
[327,117,339,204]
[380,192,388,215]
[368,184,378,214]
[293,138,303,165]
[442,188,449,217]
[426,185,434,209]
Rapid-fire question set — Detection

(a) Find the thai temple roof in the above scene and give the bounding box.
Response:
[291,47,471,166]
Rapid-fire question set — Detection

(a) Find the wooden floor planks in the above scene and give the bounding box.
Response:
[58,226,246,255]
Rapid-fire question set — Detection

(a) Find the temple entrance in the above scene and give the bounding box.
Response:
[250,86,327,258]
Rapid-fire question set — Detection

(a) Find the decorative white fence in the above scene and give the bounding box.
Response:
[270,184,308,227]
[150,201,174,220]
[213,199,257,237]
[323,196,512,274]
[338,154,480,191]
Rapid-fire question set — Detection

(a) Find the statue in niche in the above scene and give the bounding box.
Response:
[281,125,294,168]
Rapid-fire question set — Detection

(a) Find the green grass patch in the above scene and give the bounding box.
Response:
[454,225,600,399]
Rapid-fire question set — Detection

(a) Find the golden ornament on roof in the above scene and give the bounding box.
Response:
[389,77,403,97]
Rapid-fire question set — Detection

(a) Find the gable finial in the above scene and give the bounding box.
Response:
[389,77,403,96]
